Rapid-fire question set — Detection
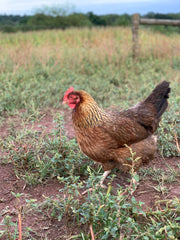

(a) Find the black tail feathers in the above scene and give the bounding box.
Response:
[145,81,171,119]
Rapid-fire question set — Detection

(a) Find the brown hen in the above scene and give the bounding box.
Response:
[63,81,170,189]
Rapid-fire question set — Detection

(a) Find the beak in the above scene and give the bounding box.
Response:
[62,100,67,105]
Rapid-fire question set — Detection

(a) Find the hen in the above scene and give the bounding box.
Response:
[63,81,170,189]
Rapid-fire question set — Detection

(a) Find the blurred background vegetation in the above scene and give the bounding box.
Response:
[0,8,180,34]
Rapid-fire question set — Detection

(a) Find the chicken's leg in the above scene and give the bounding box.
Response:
[100,170,111,188]
[129,174,139,195]
[82,170,111,195]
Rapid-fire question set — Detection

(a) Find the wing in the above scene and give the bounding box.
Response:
[101,103,157,146]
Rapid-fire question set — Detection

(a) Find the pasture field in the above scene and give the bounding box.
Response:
[0,27,180,239]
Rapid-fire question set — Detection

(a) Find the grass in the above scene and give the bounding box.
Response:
[0,26,180,239]
[1,114,89,185]
[0,28,180,110]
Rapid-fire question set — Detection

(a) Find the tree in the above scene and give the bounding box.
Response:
[87,12,106,26]
[34,3,75,17]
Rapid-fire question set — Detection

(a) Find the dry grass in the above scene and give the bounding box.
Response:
[139,29,180,59]
[0,27,180,74]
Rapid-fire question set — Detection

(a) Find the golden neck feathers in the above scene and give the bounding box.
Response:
[72,90,108,128]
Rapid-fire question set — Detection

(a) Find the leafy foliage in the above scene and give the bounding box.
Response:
[1,114,89,184]
[0,11,180,33]
[27,163,180,239]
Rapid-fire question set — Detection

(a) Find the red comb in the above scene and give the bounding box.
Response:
[63,86,74,101]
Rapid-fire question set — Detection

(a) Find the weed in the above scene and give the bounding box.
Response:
[22,146,179,239]
[1,114,89,185]
[0,193,37,240]
[29,171,180,239]
[0,215,18,240]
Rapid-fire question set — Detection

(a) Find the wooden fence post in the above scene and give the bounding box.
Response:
[132,14,140,60]
[132,15,180,59]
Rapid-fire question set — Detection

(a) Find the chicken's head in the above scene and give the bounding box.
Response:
[63,87,81,109]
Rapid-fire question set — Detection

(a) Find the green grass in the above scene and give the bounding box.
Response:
[1,114,89,185]
[0,27,180,239]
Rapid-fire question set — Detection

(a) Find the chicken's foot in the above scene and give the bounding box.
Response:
[82,170,111,195]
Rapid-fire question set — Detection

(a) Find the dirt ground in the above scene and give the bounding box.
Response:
[0,109,179,239]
